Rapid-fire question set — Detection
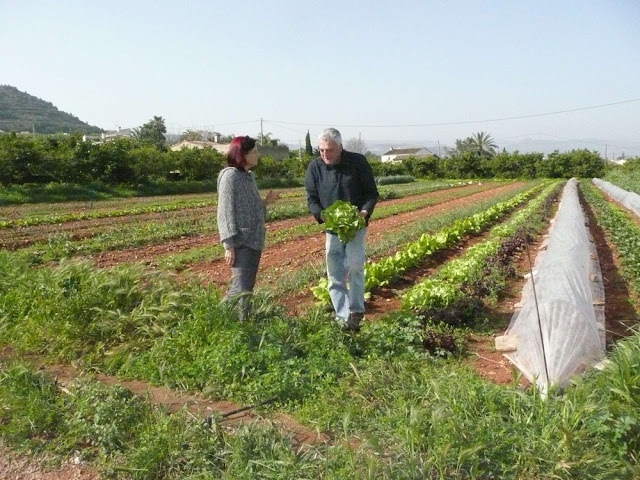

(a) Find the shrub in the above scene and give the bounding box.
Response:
[376,175,415,185]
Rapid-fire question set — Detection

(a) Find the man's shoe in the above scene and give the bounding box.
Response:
[344,312,364,332]
[323,303,335,313]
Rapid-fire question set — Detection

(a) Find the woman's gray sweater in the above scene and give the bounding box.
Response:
[217,167,266,251]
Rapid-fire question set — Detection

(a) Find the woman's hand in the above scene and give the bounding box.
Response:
[224,247,235,266]
[264,190,280,205]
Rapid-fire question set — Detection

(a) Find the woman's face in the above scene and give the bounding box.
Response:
[245,146,259,168]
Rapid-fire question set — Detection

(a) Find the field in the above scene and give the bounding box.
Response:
[1,178,640,479]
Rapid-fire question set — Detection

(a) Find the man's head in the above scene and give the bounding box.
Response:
[318,128,343,165]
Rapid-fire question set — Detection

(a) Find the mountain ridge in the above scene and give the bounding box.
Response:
[0,85,102,134]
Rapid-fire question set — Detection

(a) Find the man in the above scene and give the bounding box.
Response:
[305,128,379,331]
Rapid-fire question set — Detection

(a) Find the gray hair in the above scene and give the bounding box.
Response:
[318,128,342,146]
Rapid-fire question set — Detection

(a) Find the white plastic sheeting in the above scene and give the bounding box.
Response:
[592,178,640,219]
[503,178,605,394]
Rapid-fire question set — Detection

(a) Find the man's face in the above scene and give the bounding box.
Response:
[318,139,342,165]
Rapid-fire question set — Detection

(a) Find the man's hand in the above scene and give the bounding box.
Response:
[359,210,368,218]
[224,247,235,266]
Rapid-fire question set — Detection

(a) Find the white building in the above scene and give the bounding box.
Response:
[169,140,231,155]
[83,126,134,143]
[380,147,435,163]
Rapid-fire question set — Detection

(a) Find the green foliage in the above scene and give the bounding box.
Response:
[604,159,640,195]
[62,381,147,458]
[0,126,607,188]
[402,182,560,311]
[321,200,366,243]
[581,181,640,293]
[376,175,415,185]
[113,411,225,479]
[0,362,63,448]
[537,149,606,179]
[132,116,167,151]
[305,129,313,155]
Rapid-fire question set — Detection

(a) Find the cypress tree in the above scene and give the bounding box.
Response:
[305,130,313,156]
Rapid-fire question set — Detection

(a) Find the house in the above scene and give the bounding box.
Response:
[169,140,231,155]
[380,147,435,163]
[83,126,134,143]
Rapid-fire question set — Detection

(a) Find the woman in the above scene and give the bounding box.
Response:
[217,135,277,319]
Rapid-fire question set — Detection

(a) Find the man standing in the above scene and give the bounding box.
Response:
[305,128,379,331]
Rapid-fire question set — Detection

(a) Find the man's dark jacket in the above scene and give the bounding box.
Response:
[304,150,379,225]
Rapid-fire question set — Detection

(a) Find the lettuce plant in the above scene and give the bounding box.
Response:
[321,200,365,243]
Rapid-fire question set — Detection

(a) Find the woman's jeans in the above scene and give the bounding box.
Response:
[325,228,366,322]
[223,246,262,320]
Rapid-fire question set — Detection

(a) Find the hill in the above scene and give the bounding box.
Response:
[0,85,102,134]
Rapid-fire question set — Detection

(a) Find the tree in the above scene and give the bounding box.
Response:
[180,130,204,141]
[133,116,167,151]
[305,130,313,155]
[469,131,498,157]
[257,131,279,146]
[447,132,498,158]
[345,137,367,155]
[445,137,475,156]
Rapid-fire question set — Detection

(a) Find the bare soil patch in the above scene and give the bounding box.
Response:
[0,444,100,480]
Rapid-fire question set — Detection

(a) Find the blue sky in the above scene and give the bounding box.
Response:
[2,0,640,156]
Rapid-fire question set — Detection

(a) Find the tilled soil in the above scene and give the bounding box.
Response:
[190,182,526,288]
[91,182,504,269]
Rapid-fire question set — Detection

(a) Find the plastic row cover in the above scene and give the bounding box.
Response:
[592,178,640,219]
[504,178,605,394]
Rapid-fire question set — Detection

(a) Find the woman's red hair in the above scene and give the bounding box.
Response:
[227,136,256,170]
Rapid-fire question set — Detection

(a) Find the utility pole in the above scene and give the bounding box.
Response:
[260,117,264,146]
[299,141,302,160]
[438,140,441,157]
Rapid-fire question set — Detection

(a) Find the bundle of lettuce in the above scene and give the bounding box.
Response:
[321,200,365,243]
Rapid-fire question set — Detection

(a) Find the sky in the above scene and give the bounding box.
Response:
[2,0,640,157]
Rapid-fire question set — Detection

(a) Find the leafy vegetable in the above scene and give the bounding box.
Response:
[321,200,365,243]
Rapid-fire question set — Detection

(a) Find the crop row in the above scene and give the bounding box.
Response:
[603,169,640,196]
[580,181,640,294]
[402,181,561,310]
[12,182,505,264]
[311,182,546,302]
[0,180,469,228]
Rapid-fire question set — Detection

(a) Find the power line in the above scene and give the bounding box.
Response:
[264,97,640,128]
[262,120,307,135]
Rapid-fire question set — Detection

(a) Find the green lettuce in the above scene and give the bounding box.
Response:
[321,200,366,243]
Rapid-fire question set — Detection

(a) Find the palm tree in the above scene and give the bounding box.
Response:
[469,131,498,157]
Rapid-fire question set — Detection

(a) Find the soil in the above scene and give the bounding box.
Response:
[0,444,100,480]
[189,182,526,289]
[90,182,505,269]
[0,206,216,250]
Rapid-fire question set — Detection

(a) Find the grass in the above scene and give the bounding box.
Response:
[2,330,640,478]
